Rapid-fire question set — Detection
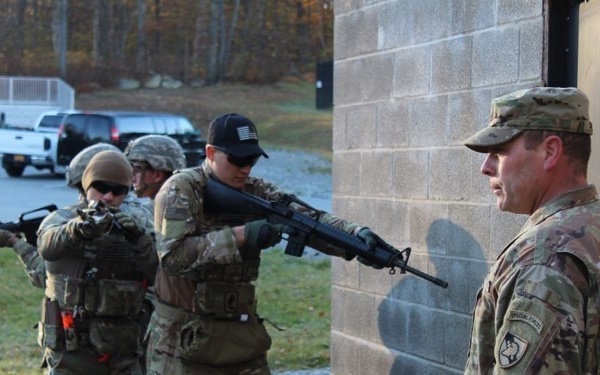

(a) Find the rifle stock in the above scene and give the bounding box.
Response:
[0,204,58,246]
[204,178,448,288]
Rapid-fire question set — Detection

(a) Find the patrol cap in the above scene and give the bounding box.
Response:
[125,135,187,171]
[82,150,133,192]
[207,113,268,158]
[66,143,121,188]
[464,87,592,153]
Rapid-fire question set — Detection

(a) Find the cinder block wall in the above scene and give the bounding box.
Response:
[331,1,546,373]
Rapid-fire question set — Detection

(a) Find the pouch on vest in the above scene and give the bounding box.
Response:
[88,318,140,355]
[63,277,83,308]
[178,315,271,366]
[38,298,65,350]
[195,282,256,318]
[84,279,145,317]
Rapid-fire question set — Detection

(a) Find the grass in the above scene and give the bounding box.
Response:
[0,249,45,375]
[0,245,332,373]
[257,250,332,370]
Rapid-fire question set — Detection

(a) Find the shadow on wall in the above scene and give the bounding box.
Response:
[377,219,489,374]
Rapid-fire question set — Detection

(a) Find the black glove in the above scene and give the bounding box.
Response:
[112,211,145,242]
[73,214,111,240]
[357,227,377,251]
[356,227,383,269]
[241,219,283,259]
[0,229,16,247]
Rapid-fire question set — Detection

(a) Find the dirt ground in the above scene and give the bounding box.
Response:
[75,83,307,136]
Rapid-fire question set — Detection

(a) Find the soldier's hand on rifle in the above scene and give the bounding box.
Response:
[240,219,284,259]
[357,227,377,251]
[112,211,145,242]
[0,229,18,247]
[356,227,384,269]
[73,210,112,240]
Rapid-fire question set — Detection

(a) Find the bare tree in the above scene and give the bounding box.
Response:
[136,0,147,75]
[52,0,68,77]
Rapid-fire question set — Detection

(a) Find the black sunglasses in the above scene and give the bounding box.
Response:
[91,181,129,196]
[214,147,260,168]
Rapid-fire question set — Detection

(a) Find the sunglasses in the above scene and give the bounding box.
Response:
[214,147,260,168]
[91,181,129,196]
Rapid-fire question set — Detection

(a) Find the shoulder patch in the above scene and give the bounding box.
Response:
[498,331,528,368]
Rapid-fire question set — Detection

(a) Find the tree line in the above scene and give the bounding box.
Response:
[0,0,334,89]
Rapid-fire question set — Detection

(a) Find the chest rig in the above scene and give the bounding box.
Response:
[179,169,264,319]
[46,232,146,318]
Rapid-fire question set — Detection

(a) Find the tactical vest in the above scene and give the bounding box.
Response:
[177,168,262,319]
[46,232,146,317]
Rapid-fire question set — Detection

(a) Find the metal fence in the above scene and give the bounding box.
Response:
[0,76,74,109]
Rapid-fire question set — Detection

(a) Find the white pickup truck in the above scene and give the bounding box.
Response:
[0,110,79,177]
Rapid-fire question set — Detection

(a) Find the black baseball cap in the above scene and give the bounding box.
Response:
[207,113,269,158]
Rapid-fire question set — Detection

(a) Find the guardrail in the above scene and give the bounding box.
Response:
[0,76,74,109]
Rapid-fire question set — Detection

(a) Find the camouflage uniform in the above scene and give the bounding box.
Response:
[465,186,600,373]
[464,87,600,374]
[37,151,158,375]
[145,162,359,375]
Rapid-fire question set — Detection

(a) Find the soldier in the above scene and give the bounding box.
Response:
[125,134,187,204]
[0,143,154,289]
[37,150,157,375]
[145,113,378,375]
[463,87,600,373]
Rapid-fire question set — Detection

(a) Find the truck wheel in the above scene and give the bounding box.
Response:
[5,163,25,177]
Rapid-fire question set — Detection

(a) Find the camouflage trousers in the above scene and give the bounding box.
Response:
[145,301,271,375]
[44,347,142,375]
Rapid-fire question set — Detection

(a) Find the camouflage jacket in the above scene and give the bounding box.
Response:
[153,162,360,312]
[465,185,600,374]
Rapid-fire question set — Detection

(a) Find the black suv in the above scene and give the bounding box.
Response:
[56,111,205,170]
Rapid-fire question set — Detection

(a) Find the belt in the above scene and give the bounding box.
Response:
[154,299,199,323]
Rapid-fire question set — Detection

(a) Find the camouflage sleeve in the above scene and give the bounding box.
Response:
[12,238,46,288]
[493,254,589,374]
[154,173,240,277]
[37,209,85,262]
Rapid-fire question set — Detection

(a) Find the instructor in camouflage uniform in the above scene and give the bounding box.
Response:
[145,113,378,375]
[37,150,157,375]
[463,87,600,374]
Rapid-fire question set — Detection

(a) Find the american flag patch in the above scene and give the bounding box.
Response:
[237,126,258,141]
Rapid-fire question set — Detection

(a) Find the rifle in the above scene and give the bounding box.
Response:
[204,178,448,288]
[0,204,58,246]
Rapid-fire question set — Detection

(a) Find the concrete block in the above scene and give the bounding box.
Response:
[334,9,378,60]
[430,149,472,201]
[392,150,428,200]
[377,2,414,50]
[410,95,448,147]
[472,28,520,87]
[446,89,492,146]
[392,46,430,97]
[431,36,473,93]
[334,55,394,106]
[519,19,544,80]
[360,150,393,196]
[498,0,543,24]
[414,0,452,43]
[347,104,377,149]
[376,99,411,148]
[451,0,495,33]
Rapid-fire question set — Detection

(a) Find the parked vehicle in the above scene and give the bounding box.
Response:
[0,110,80,177]
[56,111,205,171]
